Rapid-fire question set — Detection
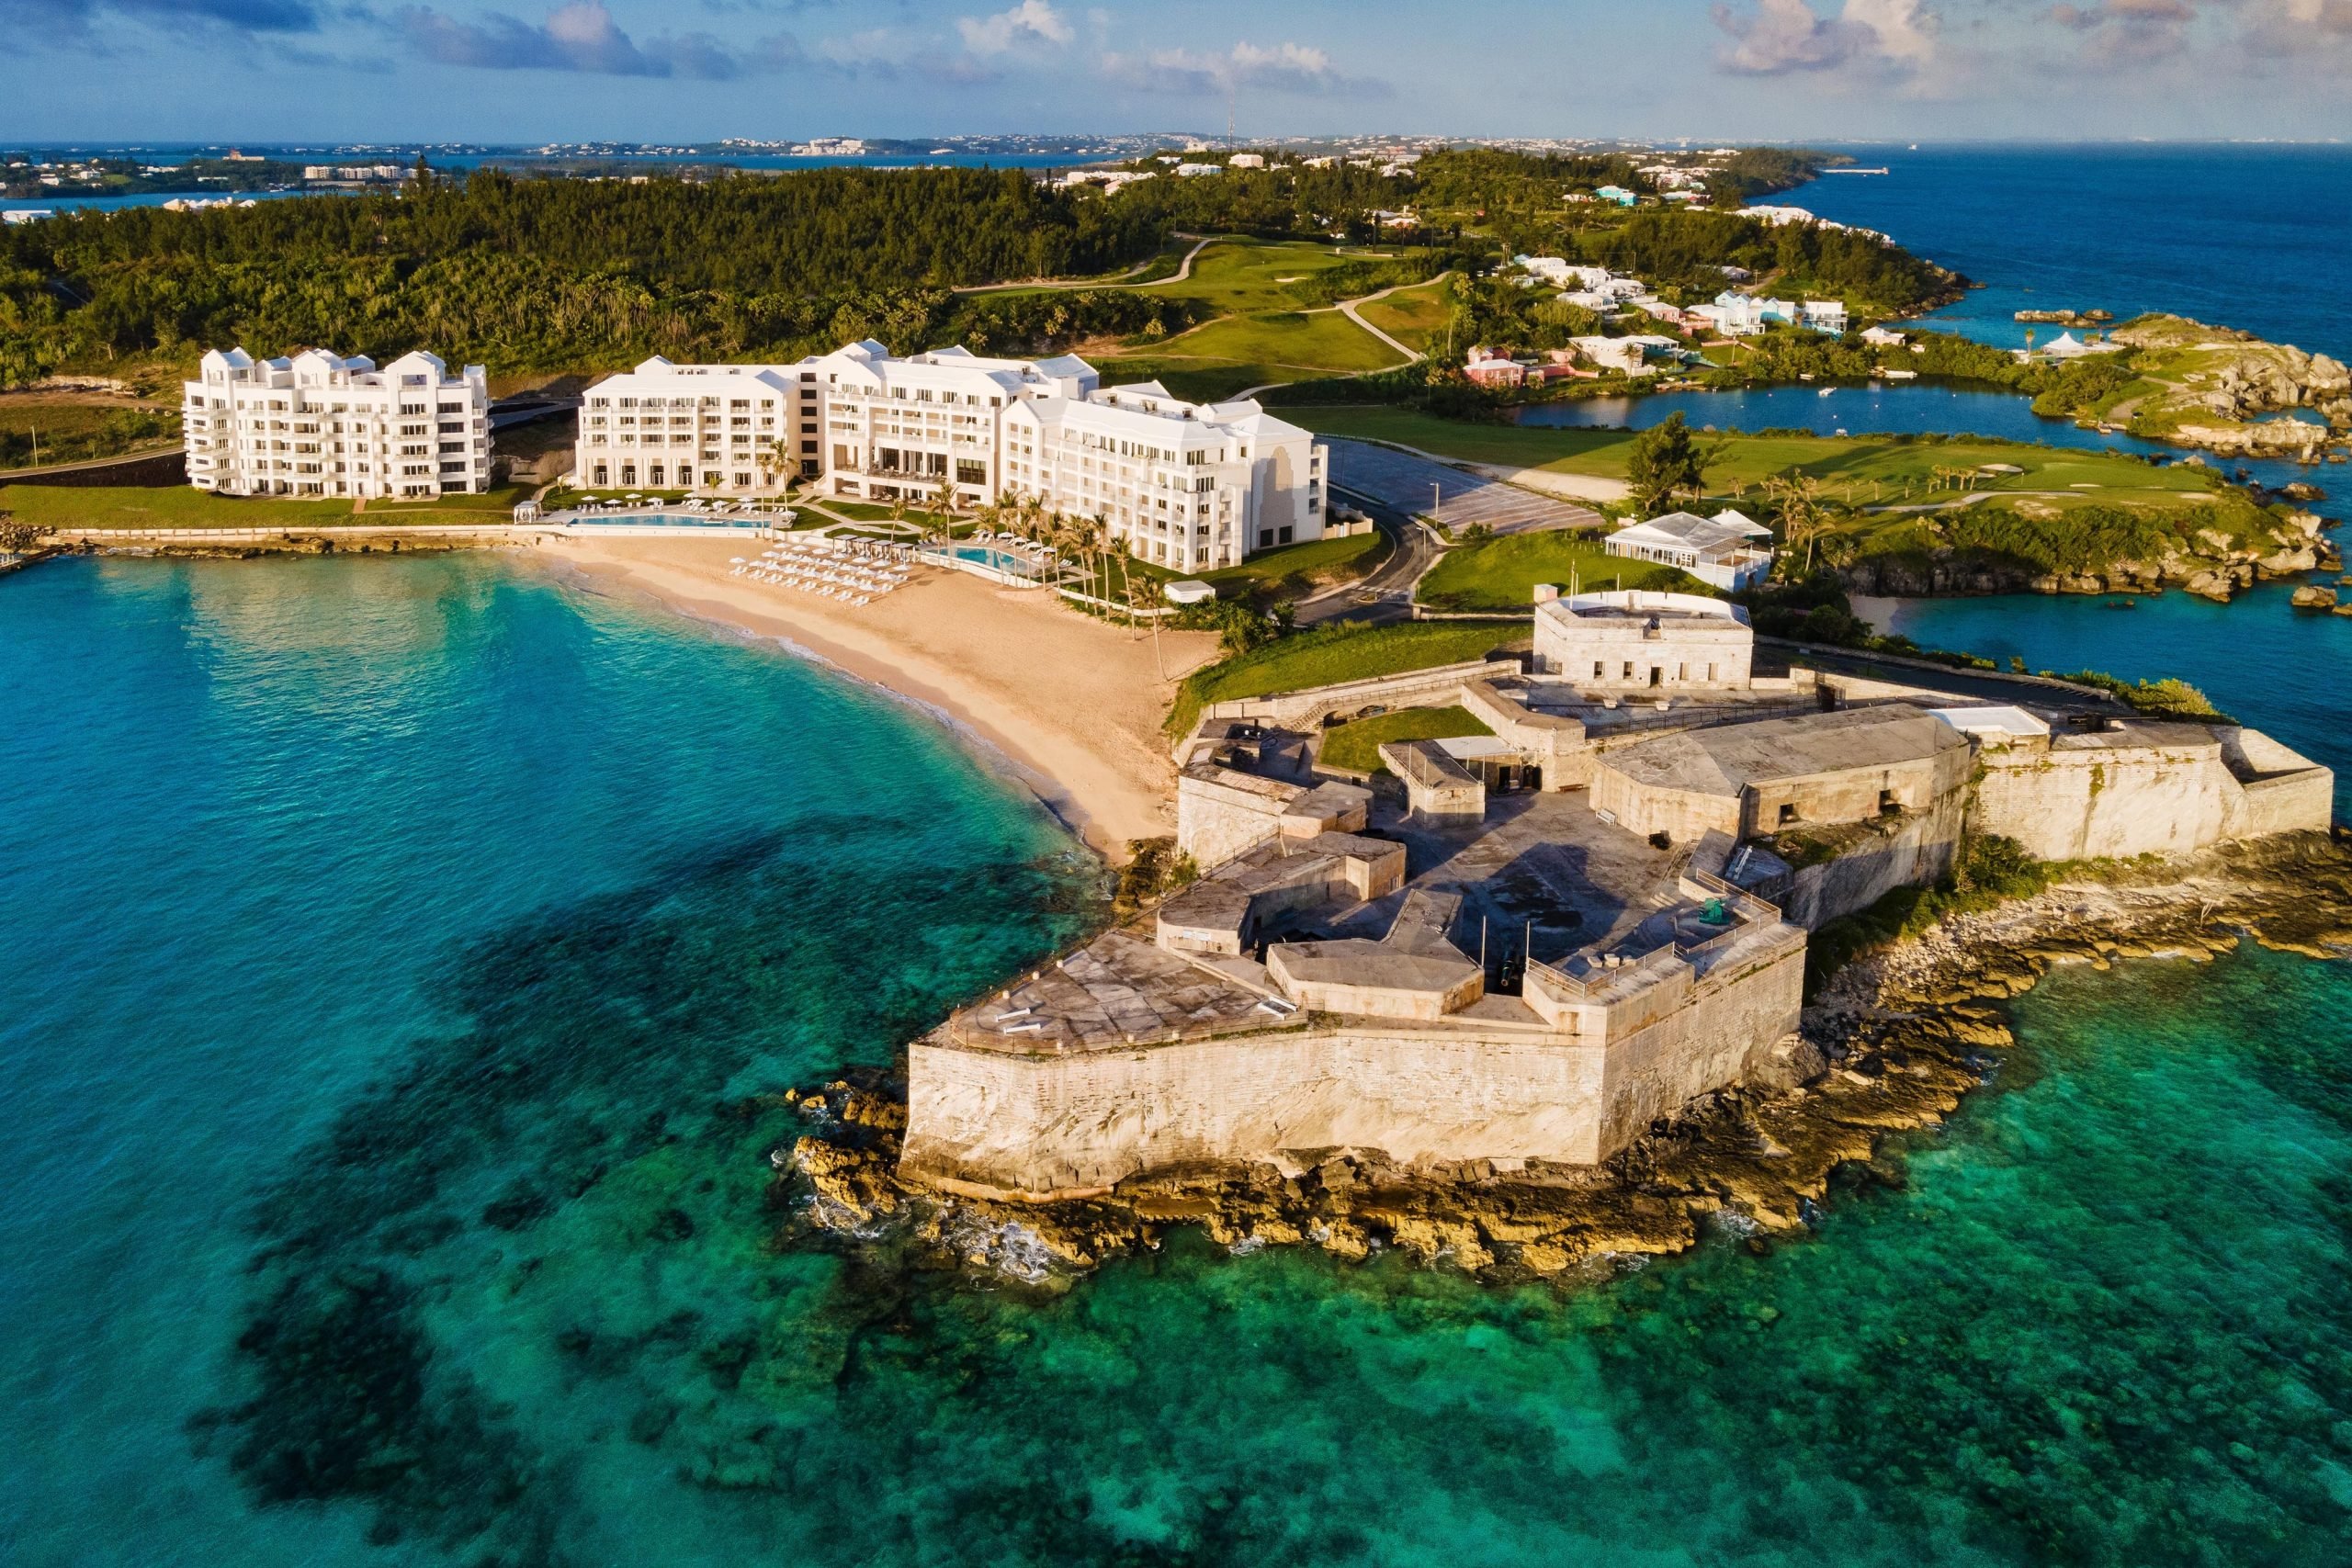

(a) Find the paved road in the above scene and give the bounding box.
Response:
[1324,437,1603,536]
[1295,490,1441,627]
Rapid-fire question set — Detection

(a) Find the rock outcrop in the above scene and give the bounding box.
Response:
[776,837,2352,1284]
[2106,315,2352,453]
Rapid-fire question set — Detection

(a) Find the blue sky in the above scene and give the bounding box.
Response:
[4,0,2348,143]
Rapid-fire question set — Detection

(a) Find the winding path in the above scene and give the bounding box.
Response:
[951,234,1216,296]
[1336,284,1427,364]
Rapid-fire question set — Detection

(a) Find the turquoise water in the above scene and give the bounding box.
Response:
[926,542,1046,580]
[6,553,2352,1566]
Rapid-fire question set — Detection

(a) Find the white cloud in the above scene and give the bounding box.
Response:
[1100,39,1383,96]
[1713,0,1939,74]
[956,0,1070,55]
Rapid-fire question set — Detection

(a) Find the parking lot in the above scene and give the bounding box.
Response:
[1326,438,1602,536]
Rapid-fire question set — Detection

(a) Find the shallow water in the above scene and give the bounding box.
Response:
[6,554,2351,1567]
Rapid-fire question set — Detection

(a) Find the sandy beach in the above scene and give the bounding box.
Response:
[546,535,1221,860]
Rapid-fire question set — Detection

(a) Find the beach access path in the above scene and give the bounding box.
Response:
[552,535,1220,860]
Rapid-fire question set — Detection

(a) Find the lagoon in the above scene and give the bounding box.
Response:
[1514,381,2339,495]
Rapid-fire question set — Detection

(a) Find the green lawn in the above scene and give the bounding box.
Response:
[1287,405,2223,504]
[1316,705,1494,774]
[2,481,536,530]
[1138,238,1363,315]
[1102,309,1408,402]
[1352,278,1454,355]
[1418,534,1713,613]
[1203,528,1389,598]
[1169,620,1525,737]
[811,499,960,531]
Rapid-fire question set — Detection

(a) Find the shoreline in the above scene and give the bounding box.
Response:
[535,535,1220,863]
[782,833,2352,1282]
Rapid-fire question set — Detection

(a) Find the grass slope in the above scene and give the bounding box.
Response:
[1169,620,1524,738]
[1418,534,1713,613]
[1137,239,1362,315]
[1317,705,1494,774]
[1288,406,2222,502]
[4,482,535,530]
[1352,278,1454,355]
[1,402,181,471]
[1106,310,1408,402]
[1204,529,1390,597]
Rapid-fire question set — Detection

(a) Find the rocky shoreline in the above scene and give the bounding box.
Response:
[1838,504,2340,604]
[51,532,528,560]
[777,833,2352,1285]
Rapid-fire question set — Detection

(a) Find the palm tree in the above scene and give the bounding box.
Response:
[752,435,791,496]
[886,491,922,544]
[1087,510,1113,604]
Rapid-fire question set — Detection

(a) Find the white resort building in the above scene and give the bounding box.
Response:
[1001,379,1326,571]
[183,347,491,498]
[573,356,813,494]
[1606,509,1777,592]
[574,342,1329,570]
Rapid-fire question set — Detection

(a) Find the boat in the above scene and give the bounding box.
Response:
[1818,387,1835,397]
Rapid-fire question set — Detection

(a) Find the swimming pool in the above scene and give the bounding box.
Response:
[921,543,1047,581]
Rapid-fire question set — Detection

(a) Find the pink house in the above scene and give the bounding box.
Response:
[1464,348,1527,389]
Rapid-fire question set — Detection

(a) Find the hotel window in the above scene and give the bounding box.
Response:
[735,472,752,488]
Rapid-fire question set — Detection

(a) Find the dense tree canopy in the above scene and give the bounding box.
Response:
[0,166,1168,380]
[0,149,1957,389]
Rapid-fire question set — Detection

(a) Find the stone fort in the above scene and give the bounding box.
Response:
[899,592,2333,1201]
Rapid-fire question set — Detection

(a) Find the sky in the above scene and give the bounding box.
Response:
[3,0,2350,144]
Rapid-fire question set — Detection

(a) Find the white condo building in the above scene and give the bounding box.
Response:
[574,342,1329,570]
[183,347,490,498]
[574,357,816,494]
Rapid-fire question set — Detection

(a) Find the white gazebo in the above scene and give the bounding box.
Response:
[1604,509,1776,592]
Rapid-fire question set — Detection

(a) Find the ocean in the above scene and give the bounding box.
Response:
[1790,143,2352,363]
[6,143,2352,1567]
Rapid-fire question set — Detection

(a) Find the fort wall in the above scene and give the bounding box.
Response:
[901,925,1804,1195]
